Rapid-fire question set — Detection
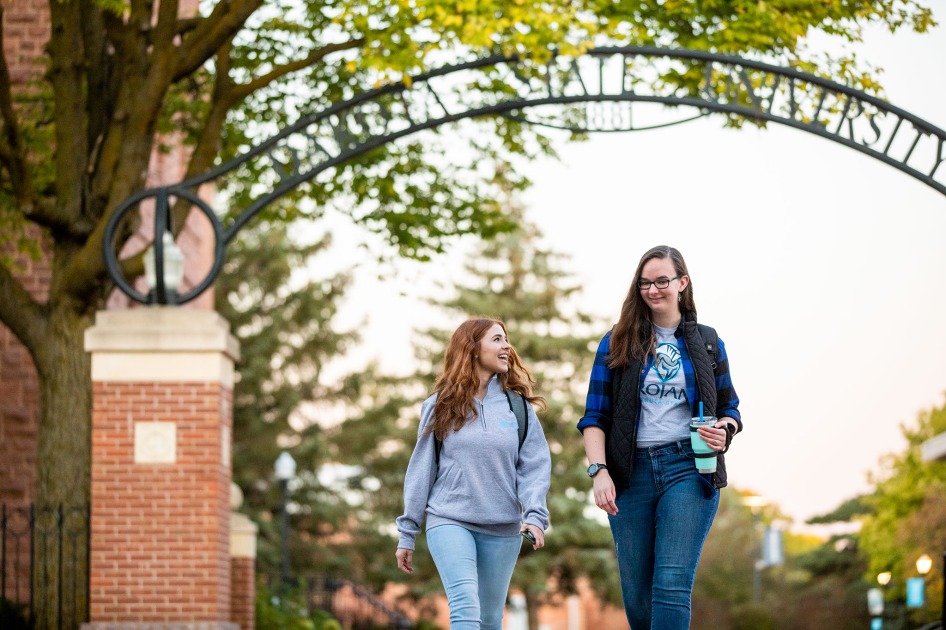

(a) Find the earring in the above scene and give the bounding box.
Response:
[677,294,682,302]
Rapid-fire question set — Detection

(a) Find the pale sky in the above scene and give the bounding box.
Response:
[318,21,946,534]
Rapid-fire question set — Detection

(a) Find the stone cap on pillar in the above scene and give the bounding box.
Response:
[84,307,240,386]
[230,482,258,559]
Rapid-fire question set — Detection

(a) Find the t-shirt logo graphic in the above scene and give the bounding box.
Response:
[654,343,681,382]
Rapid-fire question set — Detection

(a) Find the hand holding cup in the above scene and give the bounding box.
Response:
[697,422,728,452]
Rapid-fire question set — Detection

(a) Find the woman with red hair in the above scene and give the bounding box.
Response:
[395,318,552,630]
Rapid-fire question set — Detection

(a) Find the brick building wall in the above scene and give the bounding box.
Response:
[0,230,49,607]
[0,0,51,512]
[1,0,50,83]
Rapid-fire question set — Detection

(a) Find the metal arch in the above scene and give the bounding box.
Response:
[104,45,946,304]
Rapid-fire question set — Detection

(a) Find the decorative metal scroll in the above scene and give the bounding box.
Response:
[104,46,946,304]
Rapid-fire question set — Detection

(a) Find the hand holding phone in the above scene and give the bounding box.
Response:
[521,529,536,545]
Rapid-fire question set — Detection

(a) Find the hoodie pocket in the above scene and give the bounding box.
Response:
[434,463,470,502]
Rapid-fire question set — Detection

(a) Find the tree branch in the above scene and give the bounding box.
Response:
[47,0,89,227]
[153,0,180,54]
[0,15,84,239]
[173,0,263,83]
[0,259,48,357]
[181,40,237,179]
[230,38,365,101]
[175,18,201,36]
[177,35,363,185]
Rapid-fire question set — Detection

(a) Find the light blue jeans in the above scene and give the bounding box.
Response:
[426,524,522,630]
[609,440,719,630]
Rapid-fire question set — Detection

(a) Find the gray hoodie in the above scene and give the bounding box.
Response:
[395,376,552,550]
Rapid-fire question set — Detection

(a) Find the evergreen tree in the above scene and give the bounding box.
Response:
[215,217,359,580]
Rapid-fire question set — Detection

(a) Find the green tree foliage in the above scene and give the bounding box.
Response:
[857,400,946,624]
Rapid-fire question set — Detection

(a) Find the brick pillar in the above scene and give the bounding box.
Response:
[83,308,240,630]
[229,484,257,630]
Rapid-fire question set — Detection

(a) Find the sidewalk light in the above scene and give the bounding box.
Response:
[275,451,297,588]
[143,231,185,304]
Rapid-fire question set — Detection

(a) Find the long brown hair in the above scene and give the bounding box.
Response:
[429,318,546,440]
[607,246,697,368]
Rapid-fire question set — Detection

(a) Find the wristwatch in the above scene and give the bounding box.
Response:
[587,463,608,478]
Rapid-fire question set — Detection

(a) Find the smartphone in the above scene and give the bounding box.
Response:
[521,529,536,545]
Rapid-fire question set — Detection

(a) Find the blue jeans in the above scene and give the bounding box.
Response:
[426,524,522,630]
[609,441,719,630]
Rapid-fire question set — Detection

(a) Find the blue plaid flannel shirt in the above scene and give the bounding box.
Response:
[576,329,741,434]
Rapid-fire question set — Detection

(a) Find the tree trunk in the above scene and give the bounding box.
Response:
[32,302,93,629]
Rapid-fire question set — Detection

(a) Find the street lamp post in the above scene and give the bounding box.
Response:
[275,451,297,589]
[913,554,933,624]
[876,572,892,629]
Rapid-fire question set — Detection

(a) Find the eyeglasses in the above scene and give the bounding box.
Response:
[637,276,680,290]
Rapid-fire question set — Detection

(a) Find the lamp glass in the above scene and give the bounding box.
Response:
[877,571,892,586]
[275,451,297,480]
[916,554,932,575]
[143,231,185,293]
[161,232,185,291]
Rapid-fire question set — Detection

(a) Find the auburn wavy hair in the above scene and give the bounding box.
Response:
[607,245,697,368]
[428,318,546,440]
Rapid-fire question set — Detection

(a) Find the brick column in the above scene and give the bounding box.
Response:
[83,308,240,630]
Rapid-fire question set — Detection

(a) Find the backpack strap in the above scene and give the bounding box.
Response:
[436,391,529,466]
[505,390,529,451]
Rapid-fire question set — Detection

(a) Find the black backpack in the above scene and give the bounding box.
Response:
[434,390,529,464]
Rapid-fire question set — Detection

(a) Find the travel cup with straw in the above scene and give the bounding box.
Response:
[689,401,717,473]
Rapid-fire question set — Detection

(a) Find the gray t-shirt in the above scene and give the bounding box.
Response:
[636,324,691,446]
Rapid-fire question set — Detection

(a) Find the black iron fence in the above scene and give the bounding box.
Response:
[305,574,415,630]
[1,504,90,630]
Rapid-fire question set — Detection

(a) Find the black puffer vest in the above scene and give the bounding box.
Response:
[606,317,730,490]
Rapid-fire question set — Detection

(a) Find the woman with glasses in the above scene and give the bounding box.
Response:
[395,318,552,630]
[577,245,741,630]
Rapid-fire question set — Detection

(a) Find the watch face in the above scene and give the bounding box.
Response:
[587,463,604,477]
